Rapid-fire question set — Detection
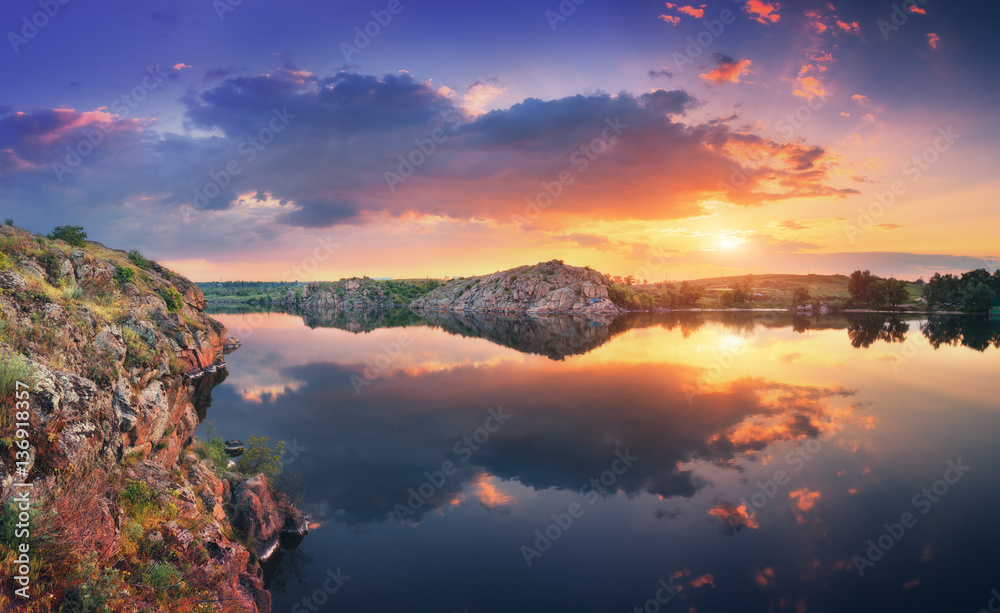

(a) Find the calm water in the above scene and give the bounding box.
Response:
[198,310,1000,613]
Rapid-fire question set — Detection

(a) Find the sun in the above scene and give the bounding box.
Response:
[718,237,740,250]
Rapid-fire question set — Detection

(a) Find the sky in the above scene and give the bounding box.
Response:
[1,0,998,281]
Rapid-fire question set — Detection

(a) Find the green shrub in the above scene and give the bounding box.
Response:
[160,287,184,313]
[236,436,285,479]
[3,218,12,226]
[0,253,10,271]
[63,287,84,301]
[0,349,35,404]
[59,557,122,613]
[195,424,229,471]
[115,265,136,285]
[47,225,88,247]
[120,480,160,520]
[122,327,157,370]
[127,250,151,270]
[141,562,182,590]
[39,251,65,283]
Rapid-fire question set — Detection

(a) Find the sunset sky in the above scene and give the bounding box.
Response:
[2,0,997,281]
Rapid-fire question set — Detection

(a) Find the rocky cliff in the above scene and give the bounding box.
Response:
[0,225,301,612]
[409,260,621,314]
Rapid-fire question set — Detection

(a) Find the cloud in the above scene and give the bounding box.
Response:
[874,223,902,231]
[851,94,869,104]
[669,3,706,18]
[836,20,859,34]
[648,68,673,79]
[0,68,855,244]
[744,0,781,25]
[658,14,681,26]
[928,33,940,49]
[461,77,506,115]
[793,75,826,99]
[700,54,753,84]
[908,6,927,14]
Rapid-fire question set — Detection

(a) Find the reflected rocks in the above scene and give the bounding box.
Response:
[414,309,618,359]
[300,306,426,333]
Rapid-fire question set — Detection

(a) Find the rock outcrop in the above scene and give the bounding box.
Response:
[410,260,621,314]
[0,225,299,612]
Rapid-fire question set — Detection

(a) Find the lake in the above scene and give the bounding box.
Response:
[198,309,1000,613]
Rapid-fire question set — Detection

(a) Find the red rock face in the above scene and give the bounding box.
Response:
[0,227,295,613]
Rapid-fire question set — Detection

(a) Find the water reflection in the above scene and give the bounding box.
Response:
[198,308,1000,613]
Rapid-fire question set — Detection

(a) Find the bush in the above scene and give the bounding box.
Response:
[120,480,160,521]
[0,253,10,271]
[236,436,284,479]
[115,265,136,285]
[59,557,123,613]
[195,423,229,471]
[63,287,84,301]
[141,562,182,590]
[0,349,35,405]
[48,225,88,247]
[160,287,184,313]
[122,327,157,370]
[2,218,12,226]
[127,250,151,270]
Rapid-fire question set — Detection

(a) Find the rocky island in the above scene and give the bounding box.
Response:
[409,260,621,314]
[0,225,303,612]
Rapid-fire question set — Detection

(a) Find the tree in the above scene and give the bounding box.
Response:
[848,270,878,305]
[678,281,704,307]
[962,282,995,313]
[624,275,635,286]
[884,278,909,309]
[791,287,811,308]
[48,225,88,247]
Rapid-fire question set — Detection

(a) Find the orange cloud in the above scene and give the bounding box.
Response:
[851,94,870,104]
[928,33,940,49]
[836,20,860,34]
[755,567,775,587]
[789,487,820,512]
[676,5,706,18]
[708,502,759,531]
[745,0,781,24]
[659,14,681,26]
[908,6,926,14]
[690,574,716,588]
[700,56,752,84]
[793,75,826,99]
